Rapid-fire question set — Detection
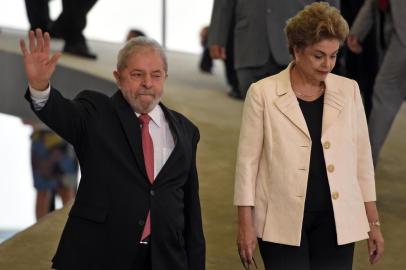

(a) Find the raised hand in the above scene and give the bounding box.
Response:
[20,28,61,90]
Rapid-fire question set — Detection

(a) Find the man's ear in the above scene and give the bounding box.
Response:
[113,70,120,86]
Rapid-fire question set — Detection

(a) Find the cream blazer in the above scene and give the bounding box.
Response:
[234,64,376,246]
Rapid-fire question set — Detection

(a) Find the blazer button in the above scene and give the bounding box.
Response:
[138,220,145,226]
[323,141,331,149]
[150,190,155,196]
[327,164,335,173]
[332,191,340,200]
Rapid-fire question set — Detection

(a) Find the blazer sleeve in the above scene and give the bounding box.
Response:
[234,84,264,206]
[353,81,376,202]
[207,0,235,47]
[350,0,376,42]
[184,127,206,270]
[25,87,93,147]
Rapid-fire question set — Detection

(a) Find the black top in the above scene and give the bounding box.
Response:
[298,95,332,212]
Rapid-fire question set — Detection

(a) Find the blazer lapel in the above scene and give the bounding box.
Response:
[274,68,310,139]
[322,76,344,136]
[111,91,147,178]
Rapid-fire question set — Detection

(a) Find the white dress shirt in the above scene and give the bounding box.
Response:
[135,106,175,178]
[29,85,175,178]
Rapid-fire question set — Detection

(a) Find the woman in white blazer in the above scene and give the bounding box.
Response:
[234,3,384,270]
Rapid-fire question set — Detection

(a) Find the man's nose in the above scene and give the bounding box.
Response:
[142,74,152,88]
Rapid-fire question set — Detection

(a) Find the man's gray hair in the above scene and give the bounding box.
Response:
[116,36,168,73]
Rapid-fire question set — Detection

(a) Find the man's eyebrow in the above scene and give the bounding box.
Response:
[130,69,144,72]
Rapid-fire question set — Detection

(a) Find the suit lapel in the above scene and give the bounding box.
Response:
[274,67,310,139]
[111,91,147,178]
[154,103,185,184]
[322,76,344,136]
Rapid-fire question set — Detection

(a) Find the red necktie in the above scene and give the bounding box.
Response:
[379,0,390,11]
[139,114,154,242]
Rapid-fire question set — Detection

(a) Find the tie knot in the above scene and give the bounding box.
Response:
[139,114,151,126]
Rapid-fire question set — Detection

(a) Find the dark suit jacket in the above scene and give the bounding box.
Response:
[351,0,406,46]
[26,88,205,270]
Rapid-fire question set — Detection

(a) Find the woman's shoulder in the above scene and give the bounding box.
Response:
[248,73,282,97]
[326,73,360,96]
[327,73,357,88]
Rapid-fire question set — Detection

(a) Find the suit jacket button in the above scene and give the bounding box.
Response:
[138,220,145,226]
[327,164,335,173]
[332,192,340,200]
[323,141,331,149]
[150,190,155,196]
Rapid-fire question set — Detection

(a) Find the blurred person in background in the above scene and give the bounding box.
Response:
[198,26,213,74]
[207,0,339,99]
[30,124,78,220]
[24,0,98,59]
[347,0,406,165]
[341,0,379,119]
[199,25,240,99]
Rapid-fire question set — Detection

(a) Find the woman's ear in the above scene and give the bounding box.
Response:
[293,46,301,61]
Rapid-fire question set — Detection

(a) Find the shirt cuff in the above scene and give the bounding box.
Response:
[29,83,51,98]
[29,83,51,111]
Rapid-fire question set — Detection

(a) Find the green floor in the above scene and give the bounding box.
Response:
[0,29,405,269]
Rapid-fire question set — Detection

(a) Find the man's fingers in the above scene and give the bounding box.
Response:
[20,39,28,56]
[44,32,51,52]
[209,46,219,59]
[35,28,45,52]
[49,52,62,67]
[29,30,37,53]
[347,35,362,54]
[209,45,226,59]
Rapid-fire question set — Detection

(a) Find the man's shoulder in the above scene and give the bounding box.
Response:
[75,90,110,101]
[65,90,117,115]
[163,105,198,132]
[72,89,114,107]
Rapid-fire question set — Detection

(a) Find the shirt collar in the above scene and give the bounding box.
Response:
[135,105,163,128]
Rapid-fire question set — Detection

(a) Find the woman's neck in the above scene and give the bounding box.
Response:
[290,64,325,101]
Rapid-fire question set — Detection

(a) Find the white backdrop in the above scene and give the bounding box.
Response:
[0,113,36,230]
[0,0,214,54]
